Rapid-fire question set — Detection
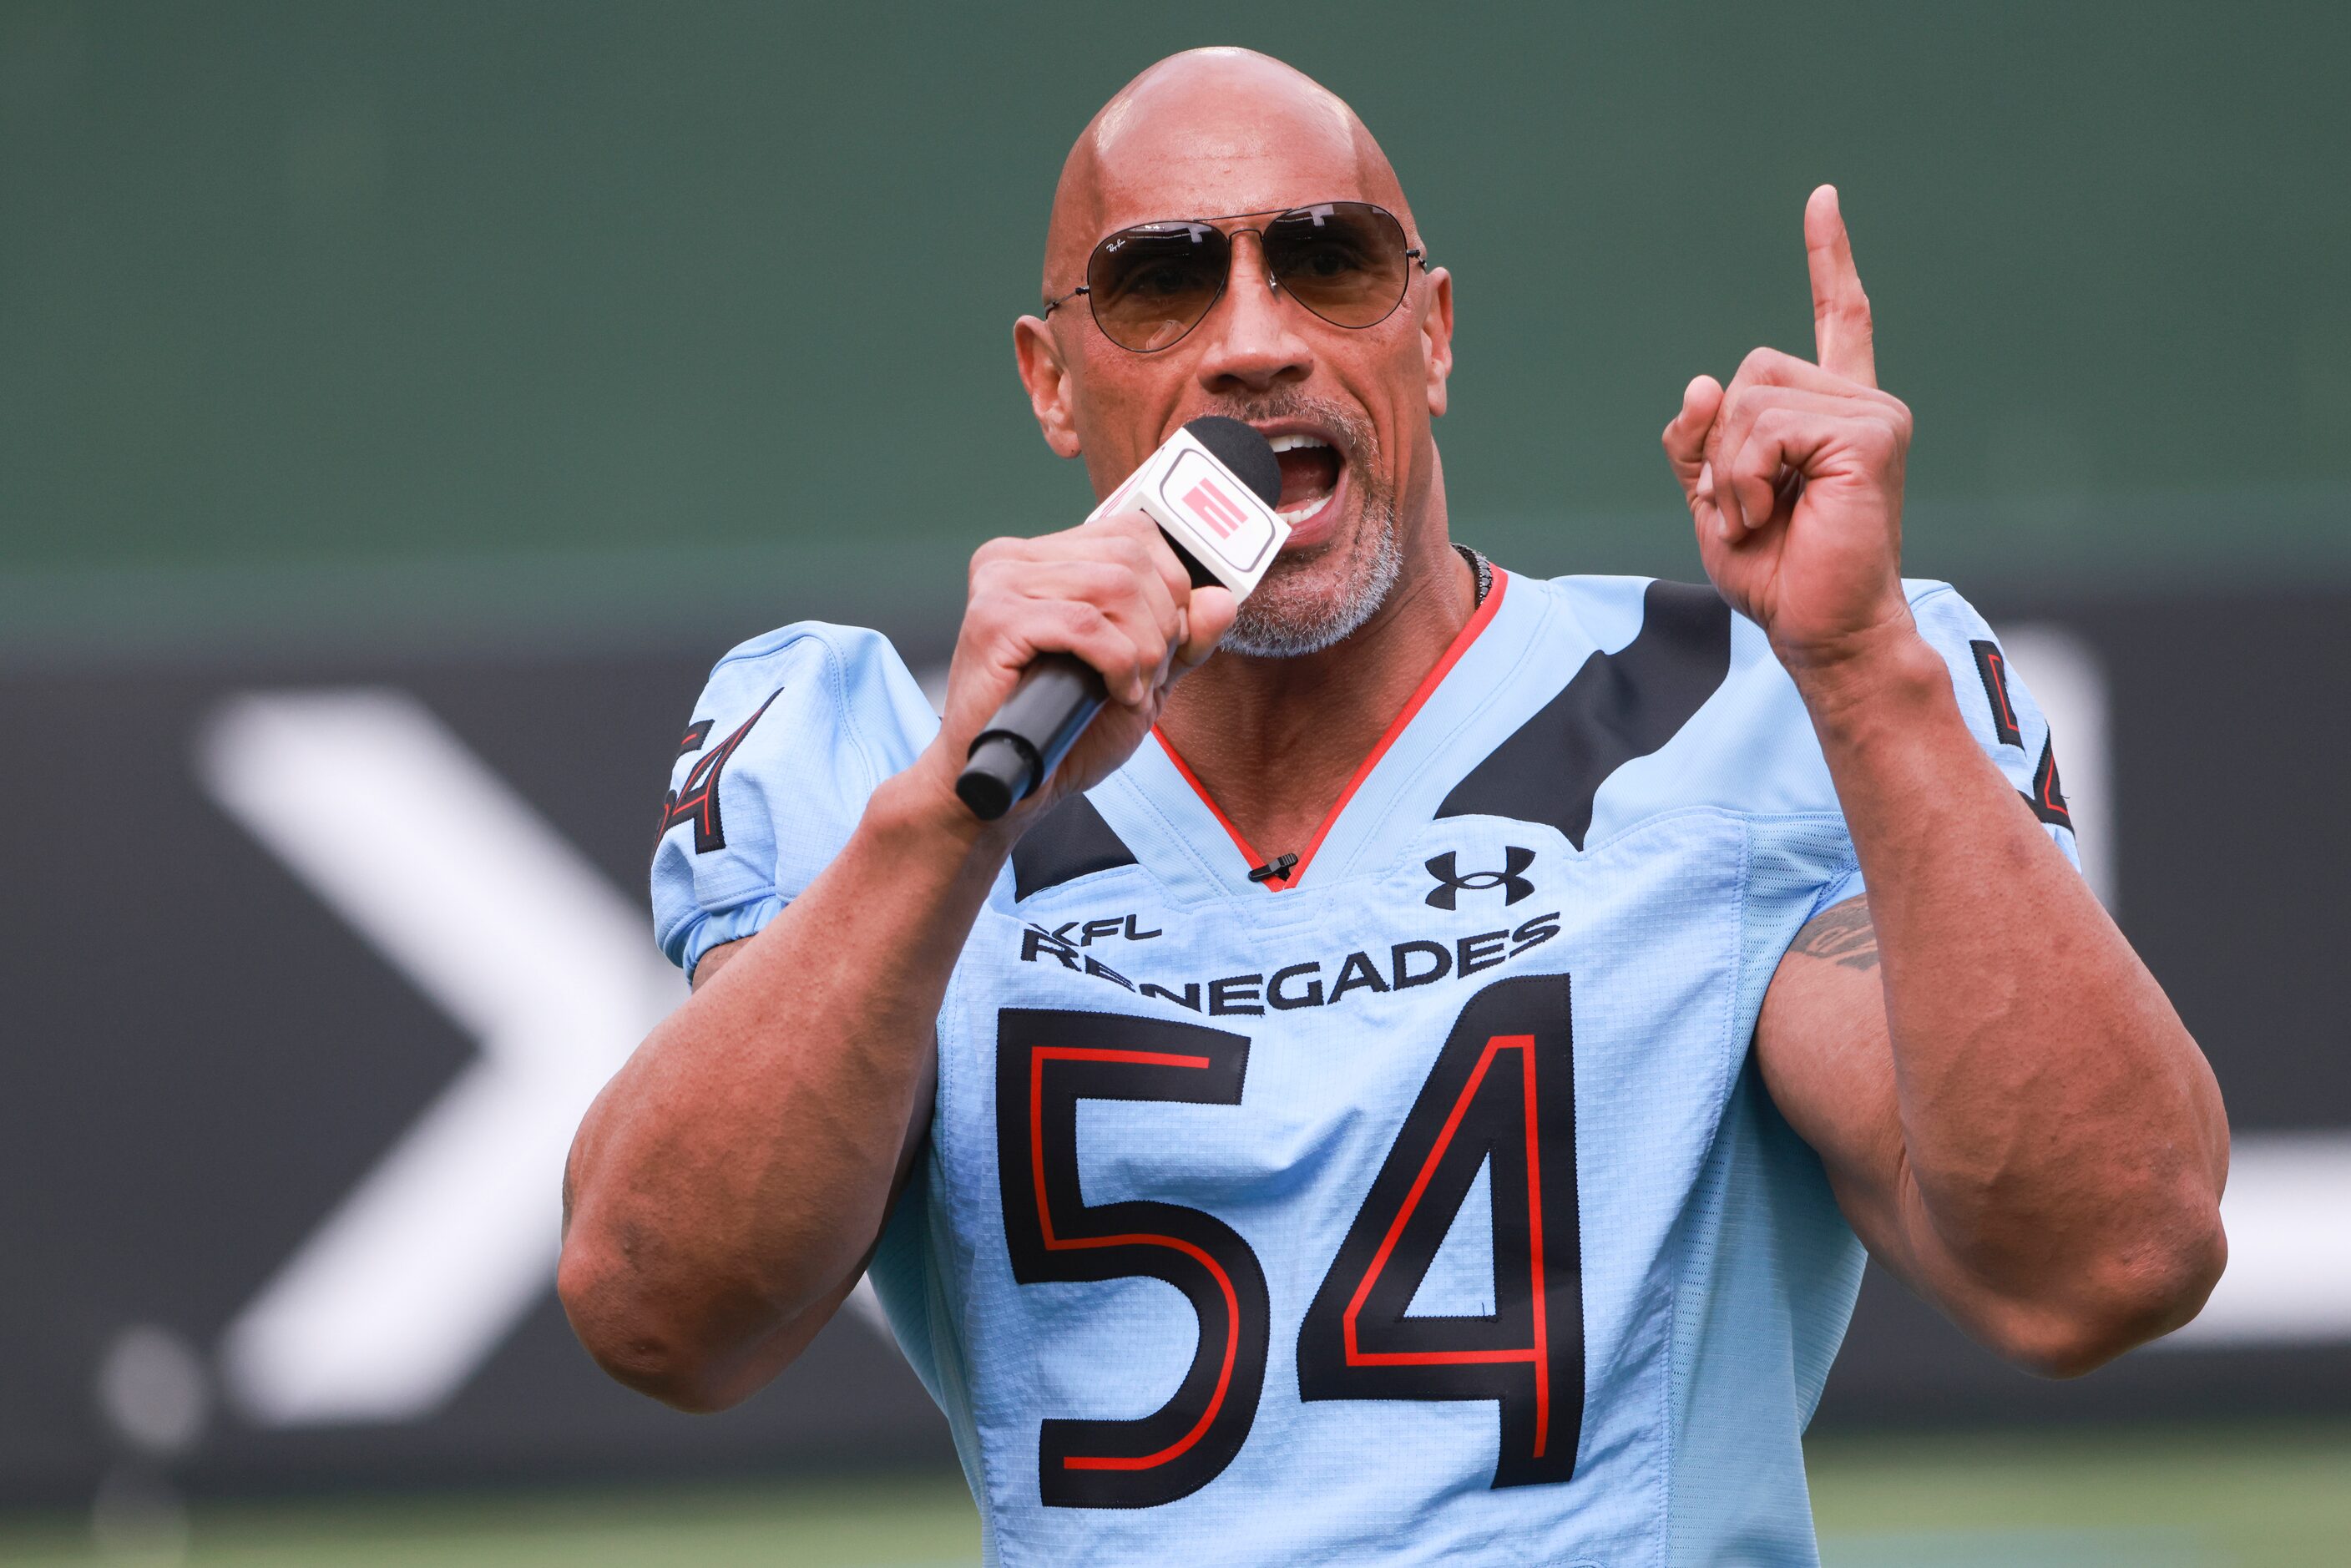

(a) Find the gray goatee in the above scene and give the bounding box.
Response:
[1218,397,1403,659]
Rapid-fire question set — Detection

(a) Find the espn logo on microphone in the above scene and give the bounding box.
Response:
[1083,425,1290,598]
[1149,443,1287,593]
[1181,476,1251,540]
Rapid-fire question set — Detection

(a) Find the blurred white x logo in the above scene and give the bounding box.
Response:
[197,690,684,1426]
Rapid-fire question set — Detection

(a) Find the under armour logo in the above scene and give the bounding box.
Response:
[1423,847,1536,909]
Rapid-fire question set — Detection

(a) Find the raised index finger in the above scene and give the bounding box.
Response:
[1805,185,1876,388]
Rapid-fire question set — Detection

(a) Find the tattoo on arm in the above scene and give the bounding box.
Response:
[1792,897,1881,972]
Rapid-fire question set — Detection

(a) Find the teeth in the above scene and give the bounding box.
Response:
[1265,432,1338,525]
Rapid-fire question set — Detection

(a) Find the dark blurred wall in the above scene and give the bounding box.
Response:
[2,583,2347,1503]
[3,0,2348,646]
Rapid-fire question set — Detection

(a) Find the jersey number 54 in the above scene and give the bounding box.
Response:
[996,973,1580,1509]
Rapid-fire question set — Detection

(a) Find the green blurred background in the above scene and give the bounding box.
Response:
[5,0,2346,656]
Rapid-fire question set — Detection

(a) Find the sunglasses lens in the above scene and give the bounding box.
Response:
[1262,202,1411,329]
[1087,222,1231,352]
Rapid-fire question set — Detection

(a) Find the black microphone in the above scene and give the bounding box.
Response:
[956,416,1285,822]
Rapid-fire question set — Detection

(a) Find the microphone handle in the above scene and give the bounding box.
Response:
[955,653,1108,822]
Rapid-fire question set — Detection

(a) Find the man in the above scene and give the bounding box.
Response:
[559,48,2227,1565]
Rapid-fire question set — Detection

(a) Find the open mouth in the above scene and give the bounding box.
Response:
[1268,432,1343,525]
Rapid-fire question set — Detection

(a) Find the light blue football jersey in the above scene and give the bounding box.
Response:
[650,569,2080,1566]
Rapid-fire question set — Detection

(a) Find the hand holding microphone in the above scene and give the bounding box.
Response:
[952,417,1287,821]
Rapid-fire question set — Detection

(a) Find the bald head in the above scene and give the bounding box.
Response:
[1014,49,1455,665]
[1044,48,1414,300]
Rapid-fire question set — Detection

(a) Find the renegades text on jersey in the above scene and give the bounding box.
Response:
[650,568,2079,1567]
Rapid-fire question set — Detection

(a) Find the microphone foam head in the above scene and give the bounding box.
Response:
[1183,416,1283,511]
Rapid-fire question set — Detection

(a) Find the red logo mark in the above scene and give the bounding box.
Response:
[1182,478,1250,540]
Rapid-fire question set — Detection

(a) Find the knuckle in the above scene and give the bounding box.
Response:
[1106,534,1151,574]
[1064,559,1121,602]
[1722,384,1770,428]
[1095,639,1144,685]
[1117,563,1162,603]
[969,536,1020,574]
[1142,568,1181,617]
[1111,570,1165,619]
[962,587,1010,633]
[962,616,1013,662]
[1101,511,1154,548]
[1140,540,1181,590]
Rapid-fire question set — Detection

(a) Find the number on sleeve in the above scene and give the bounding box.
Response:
[658,690,779,855]
[995,1008,1271,1509]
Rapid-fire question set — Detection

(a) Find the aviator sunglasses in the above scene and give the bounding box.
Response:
[1043,200,1428,353]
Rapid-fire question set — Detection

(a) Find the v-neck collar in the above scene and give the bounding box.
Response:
[1151,568,1511,893]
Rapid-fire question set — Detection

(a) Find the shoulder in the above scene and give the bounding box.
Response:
[650,621,938,972]
[1506,571,1980,675]
[1442,574,1800,846]
[1449,574,2001,847]
[1890,583,2003,662]
[1439,570,2067,895]
[680,620,938,794]
[1509,571,1731,662]
[695,621,933,758]
[709,618,911,675]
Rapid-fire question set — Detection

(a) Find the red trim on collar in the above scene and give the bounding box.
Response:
[1155,567,1510,893]
[1155,731,1276,882]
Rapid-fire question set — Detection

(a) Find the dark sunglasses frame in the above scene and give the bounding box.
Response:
[1041,201,1428,353]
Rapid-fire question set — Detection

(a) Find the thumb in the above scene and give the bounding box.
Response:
[1176,585,1238,669]
[1661,375,1724,498]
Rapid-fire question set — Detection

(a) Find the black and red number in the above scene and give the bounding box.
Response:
[1969,639,2075,831]
[995,1009,1269,1509]
[657,692,779,854]
[1969,639,2024,749]
[1297,972,1581,1489]
[2025,734,2071,828]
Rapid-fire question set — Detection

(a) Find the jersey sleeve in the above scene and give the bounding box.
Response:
[650,622,939,977]
[1810,580,2083,913]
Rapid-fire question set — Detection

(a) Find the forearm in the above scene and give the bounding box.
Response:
[1792,624,2227,1357]
[558,761,1009,1405]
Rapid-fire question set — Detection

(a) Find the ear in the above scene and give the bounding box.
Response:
[1419,267,1454,419]
[1014,314,1083,458]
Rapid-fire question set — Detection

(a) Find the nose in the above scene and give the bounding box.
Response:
[1191,231,1313,397]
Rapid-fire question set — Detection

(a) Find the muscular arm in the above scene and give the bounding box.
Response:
[1666,188,2227,1374]
[557,771,1004,1411]
[1757,636,2227,1373]
[557,514,1231,1411]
